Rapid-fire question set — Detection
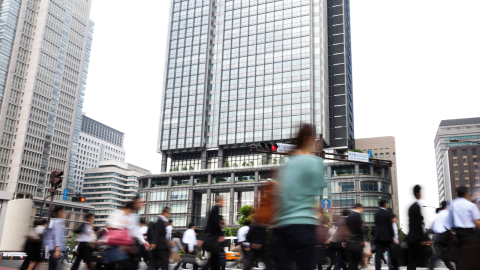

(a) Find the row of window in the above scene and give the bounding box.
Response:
[331,181,391,193]
[452,149,478,157]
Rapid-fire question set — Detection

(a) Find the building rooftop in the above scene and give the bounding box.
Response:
[439,117,480,127]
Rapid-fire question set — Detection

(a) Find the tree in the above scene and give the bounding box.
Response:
[345,149,364,153]
[322,210,331,225]
[398,227,406,245]
[66,233,77,251]
[238,205,255,226]
[367,226,373,242]
[189,165,194,170]
[224,227,232,237]
[231,227,239,237]
[224,161,230,167]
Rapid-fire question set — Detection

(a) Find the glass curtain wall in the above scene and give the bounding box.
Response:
[211,191,231,225]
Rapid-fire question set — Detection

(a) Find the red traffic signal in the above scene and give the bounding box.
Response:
[271,144,277,152]
[80,197,86,202]
[72,193,86,202]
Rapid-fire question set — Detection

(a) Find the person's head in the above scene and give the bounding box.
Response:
[413,185,422,200]
[457,186,470,199]
[438,201,447,212]
[174,232,182,238]
[295,124,316,153]
[215,195,225,207]
[139,218,146,226]
[133,195,144,211]
[54,206,66,219]
[188,222,196,230]
[379,199,388,209]
[162,207,171,218]
[342,209,350,217]
[244,220,252,227]
[353,203,364,213]
[392,214,397,223]
[124,201,136,214]
[93,226,100,232]
[34,219,45,227]
[194,229,200,235]
[86,213,95,223]
[169,219,173,226]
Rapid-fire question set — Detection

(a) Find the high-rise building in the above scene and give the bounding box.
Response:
[355,136,399,220]
[83,161,150,227]
[0,0,94,197]
[157,0,354,172]
[72,115,125,193]
[435,117,480,201]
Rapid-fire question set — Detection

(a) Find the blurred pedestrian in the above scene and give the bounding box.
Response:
[21,219,47,270]
[148,207,171,270]
[43,206,67,270]
[61,244,70,264]
[71,243,79,262]
[333,210,350,270]
[405,185,429,270]
[275,124,325,270]
[128,196,150,269]
[346,204,364,270]
[175,223,200,270]
[139,218,150,266]
[170,232,184,265]
[387,214,399,270]
[373,199,398,270]
[315,218,330,270]
[237,220,252,269]
[450,186,480,270]
[71,213,95,270]
[166,219,173,242]
[204,196,225,270]
[243,222,271,270]
[428,201,455,270]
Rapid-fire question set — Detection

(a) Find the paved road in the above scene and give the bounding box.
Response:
[0,260,452,270]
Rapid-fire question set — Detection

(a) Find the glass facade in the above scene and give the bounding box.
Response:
[159,0,331,154]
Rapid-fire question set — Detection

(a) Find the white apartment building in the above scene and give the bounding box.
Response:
[0,0,94,196]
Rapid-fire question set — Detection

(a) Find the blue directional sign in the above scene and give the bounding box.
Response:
[368,150,372,159]
[321,199,332,210]
[63,189,67,200]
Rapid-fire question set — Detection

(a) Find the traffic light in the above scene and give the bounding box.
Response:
[50,170,63,188]
[72,193,86,202]
[255,142,278,153]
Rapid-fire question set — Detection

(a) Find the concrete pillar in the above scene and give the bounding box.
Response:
[327,166,332,178]
[208,174,212,185]
[168,176,172,188]
[187,189,194,225]
[231,172,235,184]
[206,188,212,220]
[218,148,224,168]
[229,188,234,225]
[190,175,194,187]
[381,168,385,178]
[354,165,359,177]
[255,171,259,183]
[161,153,168,172]
[254,185,259,210]
[261,153,268,165]
[148,178,152,188]
[201,149,207,169]
[370,167,374,176]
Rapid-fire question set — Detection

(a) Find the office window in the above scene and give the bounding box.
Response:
[466,179,470,185]
[374,153,378,158]
[463,158,467,163]
[453,150,457,157]
[386,153,390,158]
[455,180,460,186]
[454,166,458,171]
[473,149,477,155]
[380,153,384,158]
[171,190,188,200]
[462,149,467,156]
[474,158,478,162]
[455,173,459,178]
[170,216,187,227]
[454,159,458,164]
[148,204,166,214]
[331,182,354,193]
[332,196,355,208]
[170,203,188,213]
[150,191,167,201]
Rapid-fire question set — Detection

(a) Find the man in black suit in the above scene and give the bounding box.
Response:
[346,204,364,270]
[374,199,398,270]
[148,207,171,270]
[205,196,225,270]
[405,185,426,270]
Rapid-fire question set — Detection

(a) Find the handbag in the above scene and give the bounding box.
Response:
[183,252,196,264]
[346,240,363,254]
[314,247,327,264]
[202,233,218,252]
[91,251,105,263]
[104,229,135,246]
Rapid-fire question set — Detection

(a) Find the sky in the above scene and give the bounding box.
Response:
[86,1,480,231]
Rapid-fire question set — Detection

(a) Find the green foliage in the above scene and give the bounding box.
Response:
[224,227,232,237]
[272,158,277,164]
[182,166,188,171]
[242,161,247,166]
[398,226,406,245]
[367,226,373,242]
[233,163,238,167]
[231,227,239,236]
[238,205,255,226]
[322,210,331,225]
[224,161,230,167]
[189,165,194,170]
[249,161,254,166]
[345,149,364,153]
[67,233,77,249]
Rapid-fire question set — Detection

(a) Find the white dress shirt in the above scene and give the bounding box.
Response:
[237,225,250,243]
[431,209,451,233]
[450,197,480,229]
[76,223,95,242]
[126,213,145,244]
[166,225,173,241]
[182,228,197,251]
[139,226,148,240]
[392,222,398,242]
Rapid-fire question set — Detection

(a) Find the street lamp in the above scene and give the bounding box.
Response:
[448,139,480,145]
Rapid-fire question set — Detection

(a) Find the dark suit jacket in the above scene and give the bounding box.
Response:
[205,204,222,238]
[347,211,364,241]
[335,216,351,242]
[374,208,394,242]
[316,225,329,245]
[151,216,168,250]
[405,202,424,244]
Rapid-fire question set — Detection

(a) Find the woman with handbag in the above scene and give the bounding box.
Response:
[102,201,137,269]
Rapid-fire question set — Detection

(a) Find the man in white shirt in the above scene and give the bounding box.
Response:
[449,186,480,270]
[237,220,252,269]
[166,220,173,241]
[176,223,199,270]
[427,202,454,270]
[71,213,95,270]
[138,218,150,266]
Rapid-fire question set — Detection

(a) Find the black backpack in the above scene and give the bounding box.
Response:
[147,221,156,242]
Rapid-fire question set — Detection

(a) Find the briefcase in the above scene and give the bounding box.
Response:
[183,252,196,264]
[346,241,363,254]
[314,247,327,264]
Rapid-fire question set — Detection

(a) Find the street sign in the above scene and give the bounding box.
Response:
[348,152,369,162]
[63,189,67,200]
[321,198,332,210]
[276,143,296,154]
[368,150,372,159]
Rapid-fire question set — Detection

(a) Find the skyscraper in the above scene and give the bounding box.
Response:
[0,0,94,197]
[72,115,125,193]
[158,0,354,172]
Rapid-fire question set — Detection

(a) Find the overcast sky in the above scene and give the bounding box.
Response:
[86,1,480,231]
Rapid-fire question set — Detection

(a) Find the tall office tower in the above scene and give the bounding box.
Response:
[0,0,94,196]
[435,117,480,202]
[72,115,125,193]
[355,136,399,222]
[158,0,353,172]
[327,0,354,150]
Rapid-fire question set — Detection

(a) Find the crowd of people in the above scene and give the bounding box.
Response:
[19,124,480,270]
